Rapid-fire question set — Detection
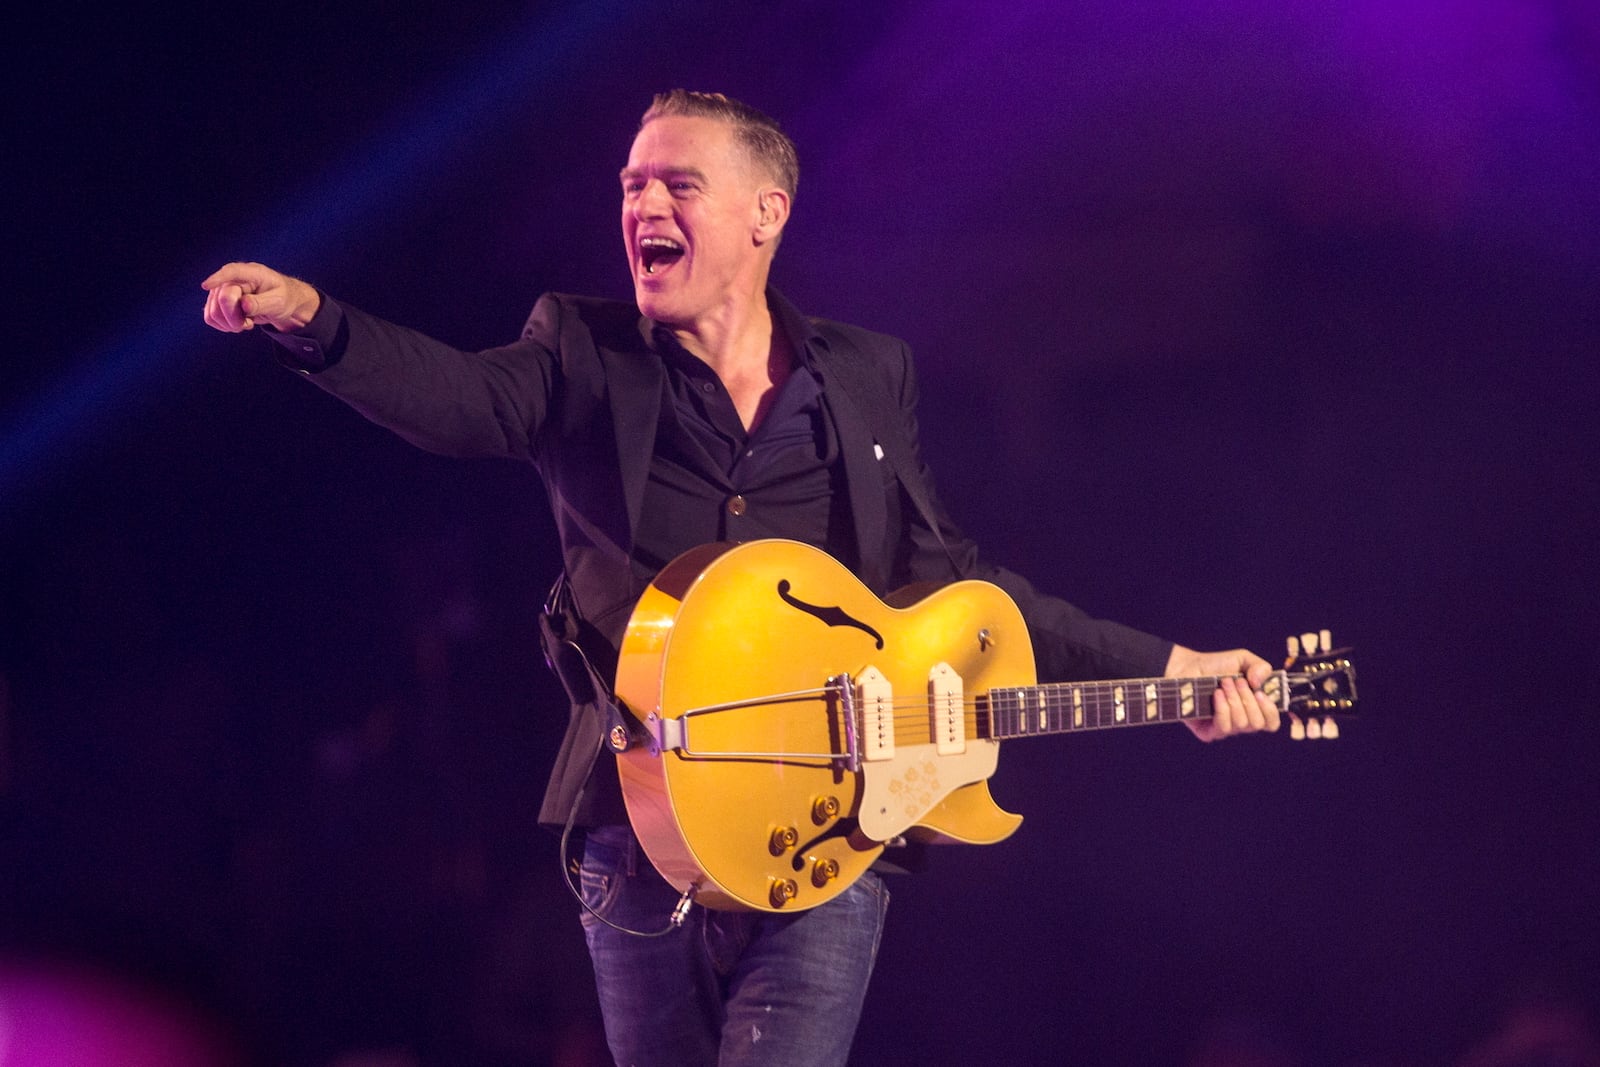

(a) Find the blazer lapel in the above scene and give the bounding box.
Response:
[604,320,668,548]
[813,356,892,595]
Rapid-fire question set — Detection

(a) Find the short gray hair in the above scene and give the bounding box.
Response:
[640,90,799,201]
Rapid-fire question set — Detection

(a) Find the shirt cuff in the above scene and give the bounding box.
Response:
[264,291,347,374]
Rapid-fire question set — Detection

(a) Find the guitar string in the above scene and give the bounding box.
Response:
[674,669,1319,724]
[674,688,1227,743]
[665,671,1329,752]
[680,678,1237,716]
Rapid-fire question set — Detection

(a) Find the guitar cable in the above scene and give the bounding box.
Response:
[558,736,695,938]
[541,575,694,937]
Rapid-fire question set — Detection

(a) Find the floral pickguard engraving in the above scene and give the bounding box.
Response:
[884,754,943,818]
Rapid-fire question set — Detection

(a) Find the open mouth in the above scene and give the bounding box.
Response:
[639,236,684,275]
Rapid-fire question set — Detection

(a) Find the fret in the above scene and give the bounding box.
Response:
[989,689,1012,738]
[996,688,1015,737]
[986,675,1239,738]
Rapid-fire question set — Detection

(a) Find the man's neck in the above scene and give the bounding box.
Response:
[668,285,772,376]
[668,288,796,431]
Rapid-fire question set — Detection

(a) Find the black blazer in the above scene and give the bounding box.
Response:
[288,290,1173,827]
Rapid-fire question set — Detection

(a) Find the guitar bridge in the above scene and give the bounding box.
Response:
[834,672,860,772]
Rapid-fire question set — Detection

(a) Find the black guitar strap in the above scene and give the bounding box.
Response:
[538,569,630,743]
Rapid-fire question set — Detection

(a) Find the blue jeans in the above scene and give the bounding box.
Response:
[578,824,890,1066]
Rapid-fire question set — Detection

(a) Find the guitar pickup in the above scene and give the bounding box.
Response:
[928,661,966,755]
[857,666,894,763]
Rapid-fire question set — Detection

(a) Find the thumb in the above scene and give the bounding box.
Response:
[200,261,277,293]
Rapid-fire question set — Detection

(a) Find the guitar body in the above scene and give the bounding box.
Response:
[614,540,1034,912]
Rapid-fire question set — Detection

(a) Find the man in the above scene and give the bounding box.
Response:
[202,90,1279,1067]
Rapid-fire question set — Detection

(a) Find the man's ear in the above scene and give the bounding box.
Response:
[754,186,791,243]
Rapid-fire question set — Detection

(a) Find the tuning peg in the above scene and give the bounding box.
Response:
[1319,629,1332,653]
[1286,634,1300,666]
[1322,718,1339,740]
[1288,713,1306,741]
[1301,631,1321,655]
[1306,717,1323,740]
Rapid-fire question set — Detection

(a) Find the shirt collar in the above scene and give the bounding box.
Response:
[638,287,829,370]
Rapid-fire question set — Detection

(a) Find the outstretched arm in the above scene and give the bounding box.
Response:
[198,261,566,462]
[202,262,321,333]
[1165,644,1281,741]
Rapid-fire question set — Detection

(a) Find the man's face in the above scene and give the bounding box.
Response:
[621,114,768,327]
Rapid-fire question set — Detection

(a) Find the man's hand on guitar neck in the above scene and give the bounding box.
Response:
[1163,645,1282,742]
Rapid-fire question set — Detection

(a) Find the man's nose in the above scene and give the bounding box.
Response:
[633,180,670,218]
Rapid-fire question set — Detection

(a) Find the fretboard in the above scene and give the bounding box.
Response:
[983,674,1267,739]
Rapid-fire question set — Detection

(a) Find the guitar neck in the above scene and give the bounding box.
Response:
[984,673,1264,739]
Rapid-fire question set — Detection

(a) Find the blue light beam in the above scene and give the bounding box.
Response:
[1,0,639,521]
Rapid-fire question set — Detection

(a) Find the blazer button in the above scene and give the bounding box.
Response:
[726,494,748,517]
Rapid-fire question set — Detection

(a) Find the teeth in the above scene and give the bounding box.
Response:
[639,235,684,276]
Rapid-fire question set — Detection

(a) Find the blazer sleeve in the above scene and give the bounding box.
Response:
[271,291,563,463]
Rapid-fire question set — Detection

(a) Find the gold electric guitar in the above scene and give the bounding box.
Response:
[612,539,1356,913]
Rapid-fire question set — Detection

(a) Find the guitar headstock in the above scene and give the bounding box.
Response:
[1270,629,1358,740]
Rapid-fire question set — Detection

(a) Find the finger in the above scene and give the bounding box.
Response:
[1241,680,1269,731]
[206,283,253,332]
[1219,675,1267,734]
[1237,653,1279,731]
[200,261,266,292]
[1256,688,1281,733]
[1210,678,1237,737]
[218,284,248,331]
[202,286,229,330]
[1230,675,1268,733]
[1242,654,1273,690]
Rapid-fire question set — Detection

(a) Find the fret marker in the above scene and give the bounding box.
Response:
[1072,687,1083,728]
[1179,682,1196,717]
[1144,682,1158,721]
[1113,685,1126,723]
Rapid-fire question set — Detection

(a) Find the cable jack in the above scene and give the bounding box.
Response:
[670,885,698,927]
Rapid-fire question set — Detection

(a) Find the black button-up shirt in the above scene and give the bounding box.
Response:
[631,311,854,577]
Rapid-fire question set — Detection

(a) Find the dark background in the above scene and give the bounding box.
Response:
[3,2,1598,1065]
